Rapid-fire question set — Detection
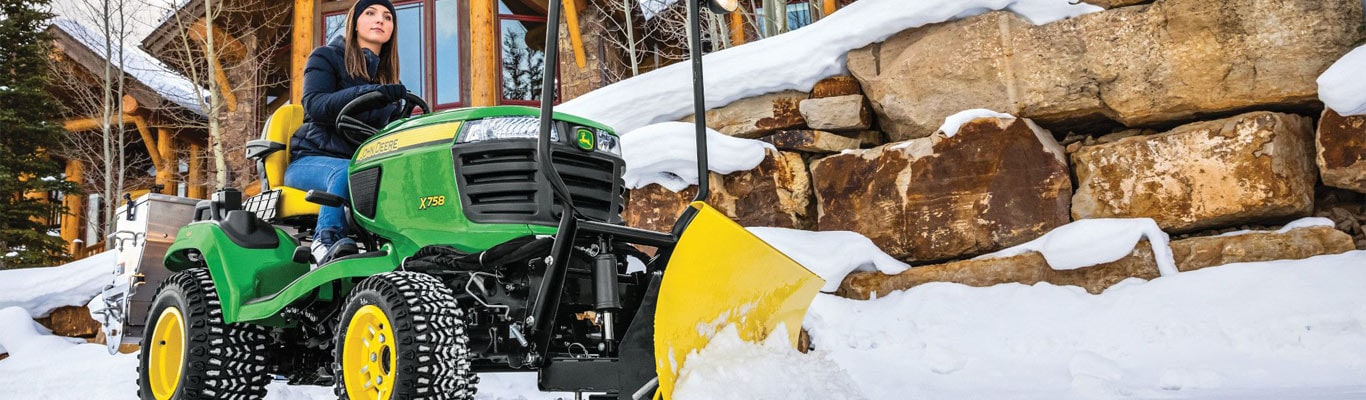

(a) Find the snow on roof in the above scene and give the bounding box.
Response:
[0,250,118,318]
[52,18,207,116]
[1318,44,1366,116]
[559,0,1101,135]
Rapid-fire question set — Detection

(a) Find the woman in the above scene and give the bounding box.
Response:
[286,0,406,265]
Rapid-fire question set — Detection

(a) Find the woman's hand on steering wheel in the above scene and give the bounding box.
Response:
[335,87,432,147]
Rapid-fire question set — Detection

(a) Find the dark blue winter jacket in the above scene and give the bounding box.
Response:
[291,36,401,160]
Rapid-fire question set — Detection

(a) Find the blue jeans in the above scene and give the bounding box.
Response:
[283,156,350,243]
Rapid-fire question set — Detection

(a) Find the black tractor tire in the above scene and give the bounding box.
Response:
[334,271,476,400]
[137,268,271,400]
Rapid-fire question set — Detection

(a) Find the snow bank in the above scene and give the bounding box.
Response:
[978,218,1179,276]
[0,250,118,318]
[672,325,866,400]
[801,250,1366,399]
[1318,45,1366,116]
[749,228,909,292]
[0,307,84,357]
[621,121,774,190]
[938,109,1015,137]
[560,0,1101,133]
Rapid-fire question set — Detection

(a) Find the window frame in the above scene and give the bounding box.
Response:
[495,11,560,106]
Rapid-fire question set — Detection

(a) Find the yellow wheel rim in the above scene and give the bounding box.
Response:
[148,307,186,400]
[342,304,398,400]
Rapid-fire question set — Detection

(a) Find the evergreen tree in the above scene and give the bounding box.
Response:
[0,0,79,269]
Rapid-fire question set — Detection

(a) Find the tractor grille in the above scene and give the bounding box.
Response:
[350,167,382,219]
[452,141,624,225]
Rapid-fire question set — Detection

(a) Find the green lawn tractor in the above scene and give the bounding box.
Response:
[128,1,820,399]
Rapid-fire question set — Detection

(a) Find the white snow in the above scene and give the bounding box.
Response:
[749,227,908,292]
[52,19,208,116]
[0,250,118,318]
[978,218,1179,276]
[560,0,1101,134]
[671,250,1366,400]
[1317,45,1366,116]
[1215,216,1337,237]
[938,109,1016,137]
[621,121,774,191]
[672,324,866,399]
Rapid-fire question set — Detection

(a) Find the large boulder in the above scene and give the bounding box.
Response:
[624,148,812,232]
[34,305,100,338]
[681,91,808,138]
[798,95,872,131]
[1317,109,1366,193]
[838,225,1355,299]
[847,0,1363,140]
[1072,112,1317,233]
[810,117,1071,262]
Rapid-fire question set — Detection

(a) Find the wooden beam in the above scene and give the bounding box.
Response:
[564,0,586,68]
[212,56,239,112]
[470,0,499,106]
[188,142,207,199]
[292,0,314,104]
[61,160,84,255]
[189,19,248,62]
[128,115,164,171]
[157,128,177,195]
[823,0,836,17]
[730,9,745,46]
[120,94,139,114]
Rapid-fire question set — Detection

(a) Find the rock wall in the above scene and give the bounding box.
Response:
[621,0,1366,296]
[846,0,1362,140]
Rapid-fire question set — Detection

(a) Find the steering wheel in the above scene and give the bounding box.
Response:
[335,90,431,147]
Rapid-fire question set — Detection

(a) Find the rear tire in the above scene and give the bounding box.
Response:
[335,271,476,400]
[137,268,270,400]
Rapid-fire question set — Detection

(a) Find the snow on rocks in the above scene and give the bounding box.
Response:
[978,218,1179,276]
[1317,45,1366,116]
[748,227,908,292]
[559,0,1100,134]
[0,307,84,357]
[672,325,866,400]
[0,250,118,318]
[937,109,1015,137]
[1215,216,1336,238]
[621,121,774,191]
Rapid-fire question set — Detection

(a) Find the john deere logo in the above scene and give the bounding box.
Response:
[575,128,595,151]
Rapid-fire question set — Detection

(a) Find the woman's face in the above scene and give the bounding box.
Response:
[355,5,394,50]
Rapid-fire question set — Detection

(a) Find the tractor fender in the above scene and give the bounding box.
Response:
[164,220,307,324]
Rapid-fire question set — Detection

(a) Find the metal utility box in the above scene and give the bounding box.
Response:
[92,193,200,354]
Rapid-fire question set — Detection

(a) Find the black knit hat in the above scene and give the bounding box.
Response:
[351,0,396,28]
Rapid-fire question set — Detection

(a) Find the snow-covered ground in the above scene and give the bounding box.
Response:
[0,250,117,318]
[4,228,1364,399]
[673,250,1366,400]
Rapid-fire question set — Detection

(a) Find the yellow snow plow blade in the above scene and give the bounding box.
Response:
[653,202,824,399]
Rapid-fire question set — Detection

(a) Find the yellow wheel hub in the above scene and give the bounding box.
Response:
[342,304,398,400]
[148,307,186,400]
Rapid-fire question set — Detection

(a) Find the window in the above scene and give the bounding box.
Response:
[321,0,463,109]
[756,1,815,37]
[498,0,557,105]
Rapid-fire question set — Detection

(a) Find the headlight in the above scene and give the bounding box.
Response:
[458,117,559,143]
[595,129,621,156]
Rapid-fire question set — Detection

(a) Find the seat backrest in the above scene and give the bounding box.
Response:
[262,104,304,189]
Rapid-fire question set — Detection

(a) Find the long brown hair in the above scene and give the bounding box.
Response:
[343,2,400,84]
